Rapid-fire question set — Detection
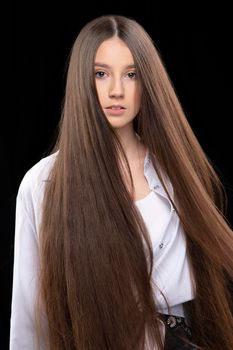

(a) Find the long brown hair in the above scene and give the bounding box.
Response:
[36,15,233,349]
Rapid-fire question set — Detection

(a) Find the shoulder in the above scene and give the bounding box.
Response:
[17,151,58,210]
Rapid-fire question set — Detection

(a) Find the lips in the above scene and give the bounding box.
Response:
[106,105,126,110]
[105,105,126,116]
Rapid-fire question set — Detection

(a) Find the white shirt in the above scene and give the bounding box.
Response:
[10,150,194,349]
[135,187,194,317]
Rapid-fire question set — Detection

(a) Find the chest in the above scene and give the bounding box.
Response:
[131,171,151,202]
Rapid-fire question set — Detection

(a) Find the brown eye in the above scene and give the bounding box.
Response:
[127,72,137,79]
[95,71,106,78]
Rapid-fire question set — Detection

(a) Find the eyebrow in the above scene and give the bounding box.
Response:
[94,63,136,69]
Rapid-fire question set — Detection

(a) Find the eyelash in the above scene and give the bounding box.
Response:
[95,71,137,79]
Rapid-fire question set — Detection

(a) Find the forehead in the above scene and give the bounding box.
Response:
[95,37,135,66]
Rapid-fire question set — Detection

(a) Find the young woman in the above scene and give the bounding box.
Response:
[10,15,233,350]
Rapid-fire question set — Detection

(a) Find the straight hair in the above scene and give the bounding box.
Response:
[36,15,233,349]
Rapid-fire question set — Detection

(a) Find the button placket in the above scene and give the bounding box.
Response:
[152,182,175,213]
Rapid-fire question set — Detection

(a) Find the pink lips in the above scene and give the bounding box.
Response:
[105,105,126,116]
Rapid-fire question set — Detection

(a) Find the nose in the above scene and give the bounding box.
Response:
[109,77,124,98]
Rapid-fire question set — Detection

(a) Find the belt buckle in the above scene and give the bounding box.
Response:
[166,315,182,328]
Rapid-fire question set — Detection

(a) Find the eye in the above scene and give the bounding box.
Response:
[95,71,107,78]
[127,71,137,79]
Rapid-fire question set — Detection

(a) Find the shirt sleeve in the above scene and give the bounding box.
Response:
[9,182,41,349]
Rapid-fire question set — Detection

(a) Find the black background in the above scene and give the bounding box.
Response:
[3,2,232,348]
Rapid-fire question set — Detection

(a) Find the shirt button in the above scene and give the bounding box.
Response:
[159,243,164,249]
[153,185,159,190]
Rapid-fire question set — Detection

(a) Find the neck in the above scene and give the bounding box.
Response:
[115,126,147,185]
[115,125,144,164]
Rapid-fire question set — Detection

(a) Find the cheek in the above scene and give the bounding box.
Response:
[95,83,105,103]
[133,88,142,111]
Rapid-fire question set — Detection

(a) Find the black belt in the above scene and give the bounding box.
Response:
[159,314,197,350]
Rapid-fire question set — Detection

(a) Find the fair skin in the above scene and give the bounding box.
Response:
[95,36,151,201]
